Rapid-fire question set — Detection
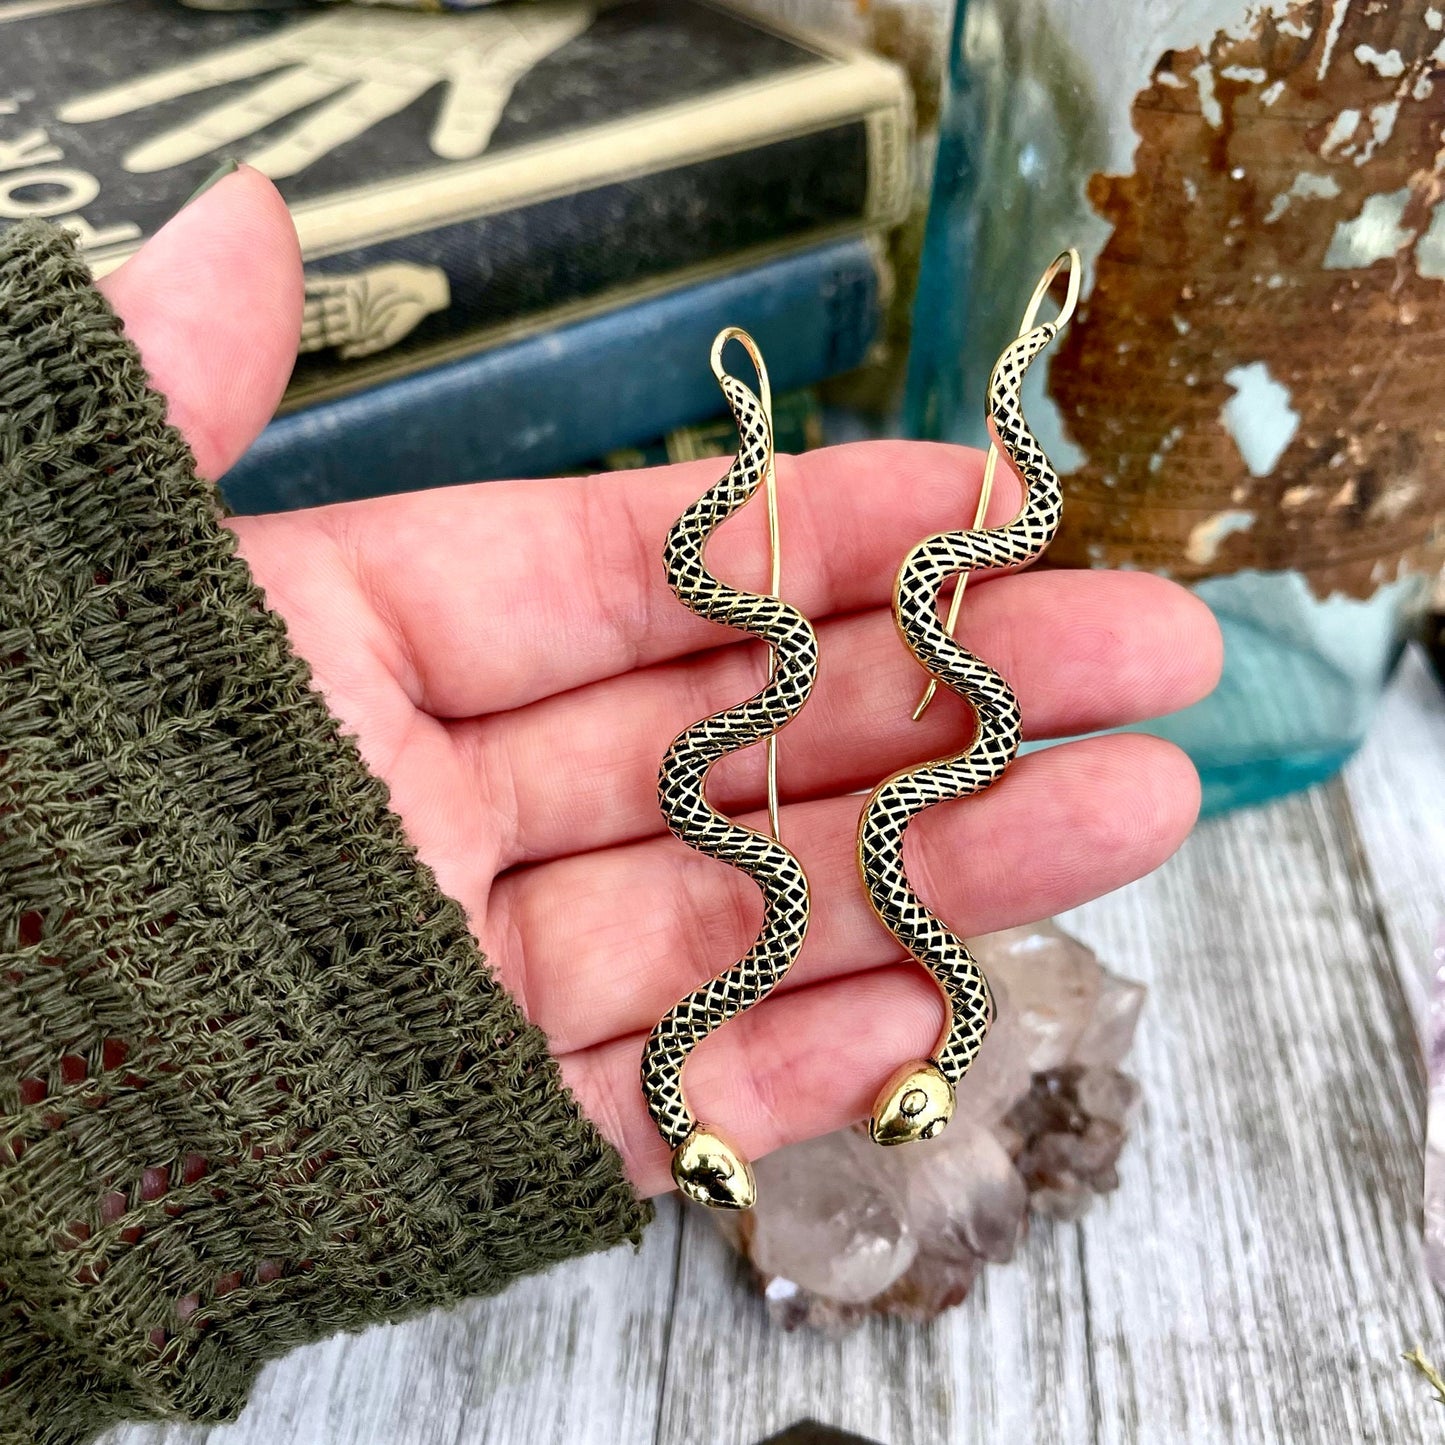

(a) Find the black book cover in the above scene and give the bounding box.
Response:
[0,0,911,404]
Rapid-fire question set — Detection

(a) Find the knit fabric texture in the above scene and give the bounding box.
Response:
[0,220,652,1445]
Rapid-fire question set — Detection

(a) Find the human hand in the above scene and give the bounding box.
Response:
[58,2,594,177]
[300,262,451,359]
[100,169,1222,1199]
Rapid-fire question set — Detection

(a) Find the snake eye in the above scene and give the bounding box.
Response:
[700,1150,733,1181]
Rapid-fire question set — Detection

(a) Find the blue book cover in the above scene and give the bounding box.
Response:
[221,233,884,511]
[0,0,910,406]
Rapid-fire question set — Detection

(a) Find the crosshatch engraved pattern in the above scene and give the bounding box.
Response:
[859,323,1062,1084]
[642,373,820,1149]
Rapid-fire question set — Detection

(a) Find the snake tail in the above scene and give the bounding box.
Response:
[641,348,819,1209]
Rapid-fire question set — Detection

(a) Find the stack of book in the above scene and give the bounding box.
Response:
[0,0,911,510]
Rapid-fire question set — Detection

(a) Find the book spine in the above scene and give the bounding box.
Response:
[222,234,884,513]
[286,106,908,407]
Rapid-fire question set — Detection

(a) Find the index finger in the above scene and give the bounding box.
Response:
[294,440,1015,718]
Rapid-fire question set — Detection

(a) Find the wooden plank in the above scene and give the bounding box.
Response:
[1061,781,1442,1443]
[652,1200,1092,1445]
[1341,645,1445,1028]
[100,1205,682,1445]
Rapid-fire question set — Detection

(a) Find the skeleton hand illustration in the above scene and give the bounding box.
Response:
[300,261,450,359]
[57,2,595,178]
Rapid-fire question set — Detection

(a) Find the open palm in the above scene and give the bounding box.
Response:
[105,169,1221,1199]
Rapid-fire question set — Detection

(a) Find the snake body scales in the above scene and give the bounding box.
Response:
[858,323,1063,1087]
[642,371,820,1151]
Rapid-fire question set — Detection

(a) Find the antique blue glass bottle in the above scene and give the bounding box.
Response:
[904,0,1440,813]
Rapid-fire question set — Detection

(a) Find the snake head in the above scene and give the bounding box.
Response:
[672,1125,756,1210]
[868,1059,955,1146]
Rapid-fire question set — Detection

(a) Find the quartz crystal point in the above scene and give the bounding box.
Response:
[718,920,1146,1329]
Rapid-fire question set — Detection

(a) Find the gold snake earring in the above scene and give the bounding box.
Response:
[858,250,1081,1147]
[640,329,820,1210]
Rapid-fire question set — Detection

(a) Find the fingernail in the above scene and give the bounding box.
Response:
[183,157,241,208]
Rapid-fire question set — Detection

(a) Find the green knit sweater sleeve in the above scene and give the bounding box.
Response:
[0,220,652,1445]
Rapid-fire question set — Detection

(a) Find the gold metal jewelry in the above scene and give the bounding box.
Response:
[858,250,1081,1147]
[641,329,819,1210]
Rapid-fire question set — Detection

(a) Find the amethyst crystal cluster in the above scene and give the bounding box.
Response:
[716,921,1145,1330]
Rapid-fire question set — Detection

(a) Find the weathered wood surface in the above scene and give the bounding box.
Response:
[104,651,1445,1445]
[1342,647,1445,1029]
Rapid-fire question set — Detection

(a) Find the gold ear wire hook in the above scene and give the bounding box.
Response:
[712,328,784,840]
[911,249,1082,723]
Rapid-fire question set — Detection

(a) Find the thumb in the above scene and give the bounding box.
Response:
[96,164,303,481]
